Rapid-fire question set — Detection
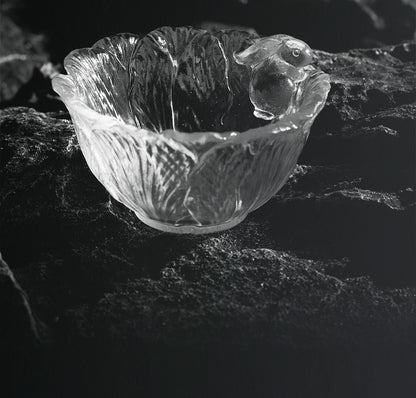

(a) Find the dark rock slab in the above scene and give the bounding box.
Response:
[1,41,415,396]
[1,41,415,343]
[314,43,416,124]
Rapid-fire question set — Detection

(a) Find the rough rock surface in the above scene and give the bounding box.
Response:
[1,40,415,396]
[0,0,416,388]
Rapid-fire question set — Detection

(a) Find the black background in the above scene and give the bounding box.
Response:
[9,0,416,58]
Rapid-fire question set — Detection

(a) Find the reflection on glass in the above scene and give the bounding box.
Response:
[53,27,330,234]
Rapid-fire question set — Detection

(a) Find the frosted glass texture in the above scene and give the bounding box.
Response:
[52,27,330,234]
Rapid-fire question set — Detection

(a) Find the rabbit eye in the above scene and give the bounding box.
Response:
[292,49,300,57]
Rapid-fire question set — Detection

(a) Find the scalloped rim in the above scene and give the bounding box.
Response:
[52,30,331,145]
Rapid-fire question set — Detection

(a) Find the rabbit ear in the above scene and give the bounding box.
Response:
[233,37,284,67]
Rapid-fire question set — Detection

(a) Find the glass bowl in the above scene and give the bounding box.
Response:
[52,27,330,234]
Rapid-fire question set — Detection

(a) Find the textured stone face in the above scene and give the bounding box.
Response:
[0,41,415,352]
[0,0,416,391]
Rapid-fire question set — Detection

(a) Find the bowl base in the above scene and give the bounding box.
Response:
[135,213,247,234]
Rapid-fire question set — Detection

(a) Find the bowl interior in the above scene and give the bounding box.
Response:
[56,27,330,135]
